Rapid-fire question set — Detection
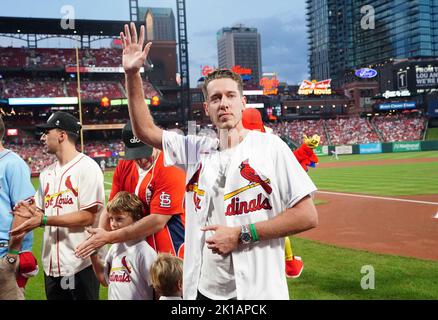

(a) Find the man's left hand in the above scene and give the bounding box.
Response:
[202,225,240,255]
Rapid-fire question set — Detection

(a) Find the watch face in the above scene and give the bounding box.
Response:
[241,232,251,244]
[7,256,16,264]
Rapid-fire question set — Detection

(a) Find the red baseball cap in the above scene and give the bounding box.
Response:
[242,108,265,132]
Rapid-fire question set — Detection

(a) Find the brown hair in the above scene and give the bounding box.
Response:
[150,253,183,297]
[202,68,244,100]
[106,191,144,221]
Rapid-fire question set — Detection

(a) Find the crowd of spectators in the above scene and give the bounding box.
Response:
[372,113,426,142]
[268,114,426,146]
[1,77,159,101]
[269,119,326,145]
[1,78,65,98]
[66,81,124,100]
[0,47,122,69]
[324,117,380,145]
[4,139,125,175]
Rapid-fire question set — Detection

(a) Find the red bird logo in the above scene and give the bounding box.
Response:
[186,164,204,210]
[121,256,131,274]
[239,159,272,195]
[43,183,50,197]
[65,176,78,197]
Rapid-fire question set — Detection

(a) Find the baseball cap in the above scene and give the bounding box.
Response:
[242,108,265,132]
[36,111,82,135]
[122,121,153,160]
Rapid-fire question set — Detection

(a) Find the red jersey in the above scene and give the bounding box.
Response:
[110,151,185,257]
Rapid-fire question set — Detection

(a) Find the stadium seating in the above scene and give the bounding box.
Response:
[373,113,426,142]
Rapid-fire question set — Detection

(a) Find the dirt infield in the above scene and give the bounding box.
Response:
[300,158,438,261]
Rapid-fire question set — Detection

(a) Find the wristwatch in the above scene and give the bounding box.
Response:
[5,255,17,265]
[239,225,252,245]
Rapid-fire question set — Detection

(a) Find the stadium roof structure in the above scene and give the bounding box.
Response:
[0,16,136,36]
[0,16,140,47]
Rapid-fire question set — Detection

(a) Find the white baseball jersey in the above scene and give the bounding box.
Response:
[35,153,104,277]
[162,130,317,300]
[104,240,157,300]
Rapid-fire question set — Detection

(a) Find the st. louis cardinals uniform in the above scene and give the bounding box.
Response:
[104,239,157,300]
[35,153,105,277]
[162,130,317,300]
[110,151,185,257]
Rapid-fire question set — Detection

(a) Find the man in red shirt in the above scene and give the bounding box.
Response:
[75,121,185,258]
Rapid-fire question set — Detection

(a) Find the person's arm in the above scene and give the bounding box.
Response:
[7,159,35,254]
[90,254,108,287]
[122,22,162,149]
[203,196,317,255]
[75,213,171,258]
[98,207,111,231]
[10,205,99,238]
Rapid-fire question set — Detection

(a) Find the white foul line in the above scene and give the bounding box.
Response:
[104,182,112,185]
[317,191,438,206]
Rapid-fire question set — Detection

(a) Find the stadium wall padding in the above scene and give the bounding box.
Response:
[313,140,438,155]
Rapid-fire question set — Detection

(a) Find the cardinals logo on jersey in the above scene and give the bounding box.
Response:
[239,159,272,194]
[224,159,273,216]
[65,176,78,197]
[43,183,50,197]
[186,163,205,211]
[109,256,132,283]
[121,256,132,274]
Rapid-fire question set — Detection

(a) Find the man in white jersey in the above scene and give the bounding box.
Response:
[120,23,318,300]
[11,111,105,300]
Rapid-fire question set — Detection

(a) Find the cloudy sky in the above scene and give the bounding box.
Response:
[0,0,308,86]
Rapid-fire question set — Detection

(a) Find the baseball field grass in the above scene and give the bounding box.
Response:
[426,128,438,140]
[24,151,438,300]
[309,151,438,196]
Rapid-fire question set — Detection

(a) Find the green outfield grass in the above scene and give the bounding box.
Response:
[318,150,438,163]
[24,151,438,300]
[426,128,438,141]
[289,237,438,300]
[309,161,438,196]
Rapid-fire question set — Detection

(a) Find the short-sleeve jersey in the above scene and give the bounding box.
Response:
[35,153,105,277]
[109,151,185,257]
[104,240,157,300]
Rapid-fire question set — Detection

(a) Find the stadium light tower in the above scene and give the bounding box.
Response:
[129,0,192,123]
[129,0,139,21]
[176,0,192,123]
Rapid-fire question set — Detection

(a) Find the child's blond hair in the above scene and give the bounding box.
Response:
[150,253,183,297]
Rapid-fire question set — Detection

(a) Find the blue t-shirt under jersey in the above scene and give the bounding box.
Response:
[0,149,35,256]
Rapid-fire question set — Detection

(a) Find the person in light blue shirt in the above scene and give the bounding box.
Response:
[0,116,35,299]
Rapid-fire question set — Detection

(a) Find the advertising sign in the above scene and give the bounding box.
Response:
[314,146,329,156]
[416,66,438,88]
[298,79,332,95]
[392,141,421,152]
[260,76,280,95]
[65,66,144,73]
[378,102,416,110]
[355,68,377,79]
[359,143,382,154]
[335,145,353,155]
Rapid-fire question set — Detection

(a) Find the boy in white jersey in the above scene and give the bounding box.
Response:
[90,191,156,300]
[10,111,104,300]
[121,23,318,300]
